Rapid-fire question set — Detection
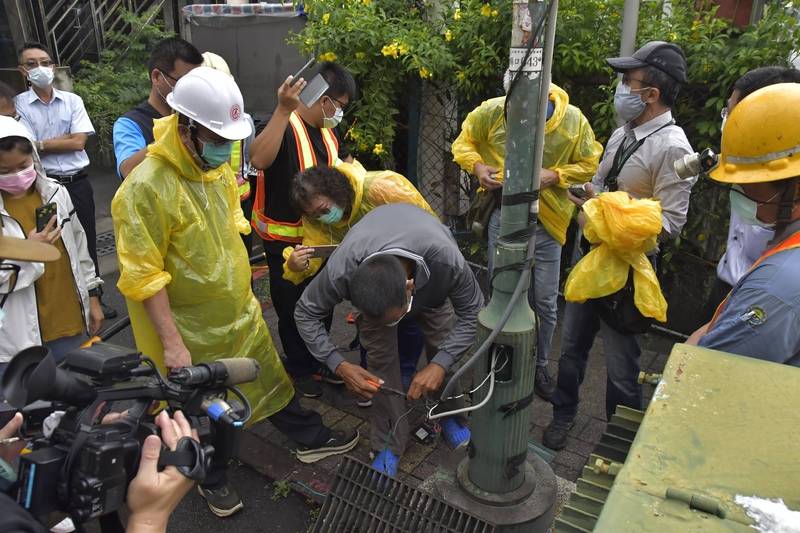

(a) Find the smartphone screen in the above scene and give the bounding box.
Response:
[291,57,315,85]
[568,186,588,199]
[35,202,57,232]
[310,245,338,258]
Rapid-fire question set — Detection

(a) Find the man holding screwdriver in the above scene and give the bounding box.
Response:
[295,203,485,477]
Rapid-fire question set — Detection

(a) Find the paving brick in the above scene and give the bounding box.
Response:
[565,436,596,458]
[553,448,588,472]
[577,417,606,443]
[411,460,438,481]
[320,406,347,427]
[553,463,582,482]
[398,441,435,474]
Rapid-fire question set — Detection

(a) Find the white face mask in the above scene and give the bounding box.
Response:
[27,66,55,89]
[322,97,344,128]
[385,294,413,327]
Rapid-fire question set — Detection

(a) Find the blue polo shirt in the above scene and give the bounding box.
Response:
[112,117,147,178]
[700,243,800,366]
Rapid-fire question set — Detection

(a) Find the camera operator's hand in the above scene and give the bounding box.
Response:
[163,336,192,370]
[126,411,196,533]
[0,413,25,464]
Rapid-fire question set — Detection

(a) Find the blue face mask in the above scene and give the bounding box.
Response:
[729,185,776,229]
[200,140,233,169]
[318,204,344,225]
[614,82,647,123]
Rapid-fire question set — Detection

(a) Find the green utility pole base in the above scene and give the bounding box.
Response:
[435,454,557,532]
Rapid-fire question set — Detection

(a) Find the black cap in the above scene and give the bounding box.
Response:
[606,41,688,84]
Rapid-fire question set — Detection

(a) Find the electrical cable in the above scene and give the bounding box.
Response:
[428,350,509,420]
[439,0,557,402]
[227,385,253,424]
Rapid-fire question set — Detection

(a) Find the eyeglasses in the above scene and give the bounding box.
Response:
[0,263,21,308]
[621,74,649,87]
[720,107,729,121]
[22,59,54,70]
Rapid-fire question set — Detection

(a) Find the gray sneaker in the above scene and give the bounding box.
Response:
[198,483,244,517]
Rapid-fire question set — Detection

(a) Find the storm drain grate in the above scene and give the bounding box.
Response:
[313,456,496,533]
[96,231,116,257]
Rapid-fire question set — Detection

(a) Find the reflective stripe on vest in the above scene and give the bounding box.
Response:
[709,230,800,329]
[251,112,340,241]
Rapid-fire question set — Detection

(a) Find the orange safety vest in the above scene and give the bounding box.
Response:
[251,112,339,242]
[709,230,800,330]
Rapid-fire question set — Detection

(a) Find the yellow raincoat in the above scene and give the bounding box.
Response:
[112,114,294,424]
[452,84,603,245]
[281,160,435,284]
[564,191,668,322]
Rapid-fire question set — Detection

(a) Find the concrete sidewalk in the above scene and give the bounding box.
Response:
[89,164,675,522]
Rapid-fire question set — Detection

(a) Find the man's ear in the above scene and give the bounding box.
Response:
[150,69,160,85]
[645,86,661,105]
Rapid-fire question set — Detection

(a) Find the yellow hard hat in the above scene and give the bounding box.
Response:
[201,51,231,77]
[710,82,800,184]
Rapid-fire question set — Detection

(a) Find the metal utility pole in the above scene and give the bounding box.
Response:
[437,1,557,530]
[620,0,641,57]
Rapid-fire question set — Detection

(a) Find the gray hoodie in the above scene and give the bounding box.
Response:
[294,203,484,373]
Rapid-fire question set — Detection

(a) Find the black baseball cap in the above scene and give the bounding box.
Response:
[606,41,688,84]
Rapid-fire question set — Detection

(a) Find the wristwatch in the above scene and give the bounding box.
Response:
[37,140,44,152]
[89,286,103,298]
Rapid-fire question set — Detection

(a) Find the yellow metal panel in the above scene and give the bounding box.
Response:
[595,343,800,532]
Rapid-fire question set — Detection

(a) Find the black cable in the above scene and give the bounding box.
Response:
[227,385,252,424]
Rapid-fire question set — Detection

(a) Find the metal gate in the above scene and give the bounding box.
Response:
[29,0,160,69]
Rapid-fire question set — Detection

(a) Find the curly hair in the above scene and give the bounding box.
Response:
[290,165,355,220]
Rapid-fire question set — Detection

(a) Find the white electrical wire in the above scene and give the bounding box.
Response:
[427,351,507,421]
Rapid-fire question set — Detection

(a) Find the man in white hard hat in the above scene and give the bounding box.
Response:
[112,67,358,518]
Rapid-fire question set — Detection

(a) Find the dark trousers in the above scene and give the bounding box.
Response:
[64,177,99,276]
[359,316,425,388]
[264,246,330,379]
[551,301,643,422]
[203,393,329,489]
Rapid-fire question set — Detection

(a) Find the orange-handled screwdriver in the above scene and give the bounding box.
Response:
[366,379,406,397]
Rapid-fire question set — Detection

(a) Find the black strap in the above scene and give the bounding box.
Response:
[157,449,198,467]
[501,190,539,206]
[604,120,675,192]
[499,392,534,419]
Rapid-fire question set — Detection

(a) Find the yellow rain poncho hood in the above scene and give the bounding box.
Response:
[452,85,603,245]
[282,160,435,284]
[564,191,667,322]
[112,114,293,423]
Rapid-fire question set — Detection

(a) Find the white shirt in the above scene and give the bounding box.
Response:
[716,211,774,286]
[592,111,697,238]
[15,87,95,175]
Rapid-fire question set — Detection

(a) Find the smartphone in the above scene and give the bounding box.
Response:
[291,57,315,86]
[310,244,338,258]
[568,185,588,200]
[35,202,57,232]
[299,73,330,108]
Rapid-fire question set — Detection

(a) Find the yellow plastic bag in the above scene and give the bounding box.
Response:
[112,114,294,424]
[564,191,667,322]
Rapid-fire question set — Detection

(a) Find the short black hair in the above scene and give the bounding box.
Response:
[734,66,800,101]
[0,81,16,105]
[320,62,357,102]
[290,166,354,219]
[0,136,33,155]
[349,255,407,319]
[18,42,51,61]
[642,65,681,107]
[147,37,203,77]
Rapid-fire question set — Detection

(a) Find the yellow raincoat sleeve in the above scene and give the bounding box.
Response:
[452,98,505,178]
[550,113,603,189]
[282,244,324,285]
[226,170,251,235]
[112,178,173,301]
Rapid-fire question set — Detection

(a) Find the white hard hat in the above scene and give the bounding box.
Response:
[166,66,251,141]
[201,51,231,77]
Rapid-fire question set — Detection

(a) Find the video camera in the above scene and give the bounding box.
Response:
[0,343,260,525]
